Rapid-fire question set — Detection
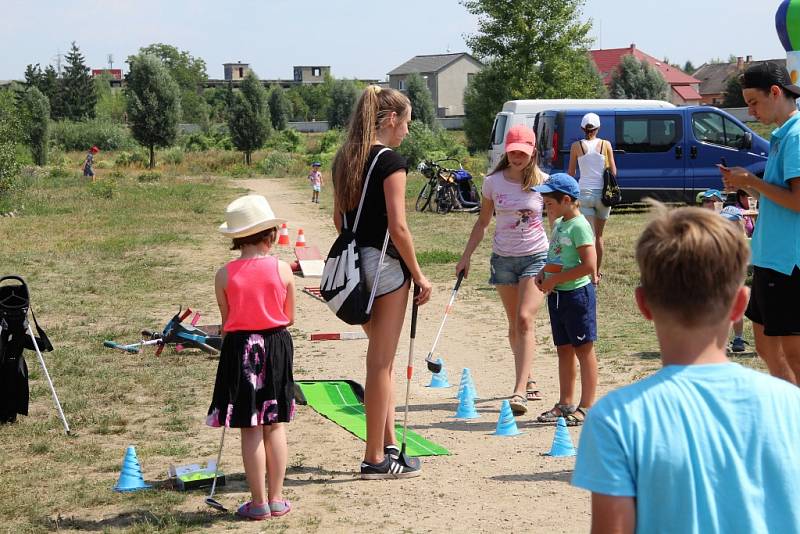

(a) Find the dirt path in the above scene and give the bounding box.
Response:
[197,177,598,533]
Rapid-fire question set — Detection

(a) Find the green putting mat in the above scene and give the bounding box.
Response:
[296,380,449,457]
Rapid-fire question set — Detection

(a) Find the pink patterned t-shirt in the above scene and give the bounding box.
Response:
[482,171,549,257]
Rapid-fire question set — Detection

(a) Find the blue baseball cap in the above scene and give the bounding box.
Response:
[701,189,723,201]
[720,205,744,222]
[311,161,321,167]
[533,173,580,199]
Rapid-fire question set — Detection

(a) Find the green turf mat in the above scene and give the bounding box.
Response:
[297,380,450,457]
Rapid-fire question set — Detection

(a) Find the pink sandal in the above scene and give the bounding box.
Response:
[270,499,292,517]
[236,501,270,520]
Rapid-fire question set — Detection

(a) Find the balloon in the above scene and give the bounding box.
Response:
[776,0,800,52]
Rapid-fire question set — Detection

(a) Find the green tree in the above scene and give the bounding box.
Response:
[24,63,62,119]
[137,43,209,125]
[296,77,333,121]
[328,79,359,129]
[285,87,310,121]
[461,0,605,150]
[609,55,669,100]
[405,73,437,128]
[0,90,22,194]
[24,64,43,88]
[61,41,97,120]
[228,72,271,165]
[94,73,127,122]
[683,60,696,75]
[722,75,746,107]
[125,54,181,169]
[268,85,291,130]
[17,87,50,165]
[204,87,231,123]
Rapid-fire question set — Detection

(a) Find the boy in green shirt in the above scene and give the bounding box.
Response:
[533,173,598,425]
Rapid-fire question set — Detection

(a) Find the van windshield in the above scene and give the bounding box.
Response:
[492,115,508,146]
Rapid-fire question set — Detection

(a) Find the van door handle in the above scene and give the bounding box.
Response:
[675,146,683,159]
[690,146,698,159]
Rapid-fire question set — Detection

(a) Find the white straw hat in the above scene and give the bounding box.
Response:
[218,194,286,238]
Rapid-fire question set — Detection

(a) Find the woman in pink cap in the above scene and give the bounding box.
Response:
[456,124,549,415]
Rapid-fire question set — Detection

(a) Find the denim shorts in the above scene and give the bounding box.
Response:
[547,283,597,347]
[489,251,548,285]
[579,188,611,220]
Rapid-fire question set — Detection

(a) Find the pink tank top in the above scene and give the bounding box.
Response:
[223,256,289,332]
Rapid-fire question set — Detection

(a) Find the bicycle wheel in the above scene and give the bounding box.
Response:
[435,185,455,214]
[415,181,433,212]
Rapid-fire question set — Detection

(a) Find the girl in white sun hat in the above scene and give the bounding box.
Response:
[206,194,295,520]
[568,112,617,283]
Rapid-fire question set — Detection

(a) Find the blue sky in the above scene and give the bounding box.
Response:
[0,0,786,80]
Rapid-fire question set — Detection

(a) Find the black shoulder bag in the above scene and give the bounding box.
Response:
[320,148,390,325]
[600,140,622,207]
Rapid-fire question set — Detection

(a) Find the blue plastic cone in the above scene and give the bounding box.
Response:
[427,362,450,388]
[452,387,480,419]
[114,445,152,492]
[454,368,478,399]
[465,369,479,399]
[546,417,576,457]
[493,400,522,436]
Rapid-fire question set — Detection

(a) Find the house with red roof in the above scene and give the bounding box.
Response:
[590,44,702,106]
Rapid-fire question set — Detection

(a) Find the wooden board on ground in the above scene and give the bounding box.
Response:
[295,246,325,277]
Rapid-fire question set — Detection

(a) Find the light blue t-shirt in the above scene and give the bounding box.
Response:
[751,112,800,274]
[572,363,800,534]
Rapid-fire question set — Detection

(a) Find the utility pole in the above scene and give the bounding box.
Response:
[107,54,114,71]
[52,49,64,75]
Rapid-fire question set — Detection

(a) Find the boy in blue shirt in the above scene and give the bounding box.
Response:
[572,205,800,533]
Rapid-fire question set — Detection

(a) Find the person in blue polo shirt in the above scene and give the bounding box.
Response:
[721,62,800,385]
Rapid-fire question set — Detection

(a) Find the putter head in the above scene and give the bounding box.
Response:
[426,355,442,374]
[205,497,228,512]
[398,444,421,470]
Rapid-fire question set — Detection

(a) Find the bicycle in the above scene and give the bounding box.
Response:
[415,159,479,214]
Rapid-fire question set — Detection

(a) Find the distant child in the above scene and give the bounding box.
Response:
[533,173,598,426]
[206,194,296,520]
[572,205,800,533]
[720,205,748,352]
[308,162,323,203]
[82,146,99,179]
[698,188,724,210]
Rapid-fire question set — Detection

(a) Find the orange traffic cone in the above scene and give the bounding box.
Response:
[278,223,290,246]
[295,229,306,247]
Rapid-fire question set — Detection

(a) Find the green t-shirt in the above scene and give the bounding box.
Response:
[546,215,594,291]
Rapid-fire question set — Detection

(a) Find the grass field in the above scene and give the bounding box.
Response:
[0,163,765,533]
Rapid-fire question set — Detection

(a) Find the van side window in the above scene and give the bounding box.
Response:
[616,116,681,153]
[692,112,747,149]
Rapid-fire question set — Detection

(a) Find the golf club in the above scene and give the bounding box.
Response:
[204,426,228,512]
[398,285,421,470]
[425,270,465,373]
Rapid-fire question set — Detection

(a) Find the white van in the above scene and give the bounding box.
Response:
[488,99,676,169]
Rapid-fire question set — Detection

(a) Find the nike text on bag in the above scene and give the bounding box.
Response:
[320,149,390,325]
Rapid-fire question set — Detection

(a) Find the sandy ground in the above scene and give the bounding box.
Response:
[100,177,645,534]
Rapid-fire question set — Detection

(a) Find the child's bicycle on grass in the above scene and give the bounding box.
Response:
[415,159,480,214]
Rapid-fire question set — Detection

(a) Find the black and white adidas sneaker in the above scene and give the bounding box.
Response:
[360,455,421,480]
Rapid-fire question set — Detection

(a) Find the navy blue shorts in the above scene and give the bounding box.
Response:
[547,283,597,347]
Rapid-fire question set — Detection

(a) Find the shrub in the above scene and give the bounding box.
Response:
[259,151,294,176]
[397,122,469,169]
[182,133,210,152]
[317,128,344,154]
[162,147,184,165]
[48,166,71,179]
[0,141,20,195]
[266,128,302,153]
[50,119,137,151]
[137,171,161,183]
[88,178,117,198]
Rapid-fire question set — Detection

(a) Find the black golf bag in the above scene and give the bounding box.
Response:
[0,276,53,424]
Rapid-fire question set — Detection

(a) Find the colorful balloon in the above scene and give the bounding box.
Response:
[776,0,800,52]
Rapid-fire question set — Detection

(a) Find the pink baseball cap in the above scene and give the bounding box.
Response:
[505,125,536,156]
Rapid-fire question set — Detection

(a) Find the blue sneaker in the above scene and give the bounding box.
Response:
[731,337,746,353]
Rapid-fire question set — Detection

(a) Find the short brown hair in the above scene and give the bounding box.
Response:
[230,227,277,250]
[635,203,749,327]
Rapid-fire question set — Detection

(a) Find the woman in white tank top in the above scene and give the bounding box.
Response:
[567,113,617,282]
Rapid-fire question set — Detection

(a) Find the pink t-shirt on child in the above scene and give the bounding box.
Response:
[308,171,322,187]
[482,171,549,257]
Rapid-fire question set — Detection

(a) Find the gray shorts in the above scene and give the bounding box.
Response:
[360,246,409,299]
[579,188,611,220]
